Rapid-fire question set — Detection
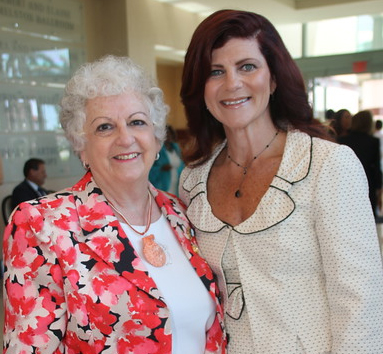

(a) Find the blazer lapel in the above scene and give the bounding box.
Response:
[151,185,216,292]
[72,172,159,296]
[182,130,313,234]
[71,173,215,300]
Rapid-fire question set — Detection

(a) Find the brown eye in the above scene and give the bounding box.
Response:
[129,119,146,126]
[96,123,112,132]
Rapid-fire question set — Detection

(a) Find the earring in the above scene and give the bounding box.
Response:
[155,152,160,161]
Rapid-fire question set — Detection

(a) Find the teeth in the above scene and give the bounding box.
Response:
[222,98,248,105]
[115,153,138,160]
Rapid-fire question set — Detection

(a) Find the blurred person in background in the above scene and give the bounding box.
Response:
[149,125,184,196]
[339,110,382,217]
[11,157,48,209]
[331,108,352,140]
[374,119,383,170]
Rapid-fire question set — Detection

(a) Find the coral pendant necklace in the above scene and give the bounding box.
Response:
[108,190,167,267]
[228,130,279,198]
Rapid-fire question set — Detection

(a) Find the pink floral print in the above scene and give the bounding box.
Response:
[3,172,226,354]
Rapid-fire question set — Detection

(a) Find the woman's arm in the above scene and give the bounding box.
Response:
[314,144,383,353]
[3,203,66,354]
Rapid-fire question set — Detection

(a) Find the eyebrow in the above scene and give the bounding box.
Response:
[129,111,148,118]
[89,111,148,125]
[211,57,258,67]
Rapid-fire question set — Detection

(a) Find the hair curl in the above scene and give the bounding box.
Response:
[60,55,168,155]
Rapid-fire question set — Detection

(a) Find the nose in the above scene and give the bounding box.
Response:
[225,70,242,91]
[116,124,135,146]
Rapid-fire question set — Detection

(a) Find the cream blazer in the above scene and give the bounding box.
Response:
[179,130,383,354]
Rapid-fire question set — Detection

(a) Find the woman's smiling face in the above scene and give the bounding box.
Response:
[80,91,160,188]
[204,37,276,131]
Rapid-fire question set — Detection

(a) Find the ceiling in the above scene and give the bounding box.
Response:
[156,0,383,25]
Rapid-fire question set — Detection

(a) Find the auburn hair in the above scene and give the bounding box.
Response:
[180,9,328,165]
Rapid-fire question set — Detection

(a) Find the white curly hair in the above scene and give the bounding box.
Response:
[60,55,168,155]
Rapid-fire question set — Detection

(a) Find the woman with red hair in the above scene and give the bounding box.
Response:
[179,9,383,354]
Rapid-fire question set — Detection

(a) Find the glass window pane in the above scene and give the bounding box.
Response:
[306,17,358,56]
[276,23,302,58]
[0,0,85,182]
[305,14,383,57]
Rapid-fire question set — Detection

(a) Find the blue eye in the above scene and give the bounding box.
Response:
[210,69,223,77]
[242,63,256,71]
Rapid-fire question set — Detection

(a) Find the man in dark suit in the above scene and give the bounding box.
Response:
[12,158,49,209]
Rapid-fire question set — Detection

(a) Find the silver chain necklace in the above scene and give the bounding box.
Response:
[227,130,279,198]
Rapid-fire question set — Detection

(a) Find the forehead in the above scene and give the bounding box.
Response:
[35,163,45,171]
[211,37,264,62]
[85,91,149,115]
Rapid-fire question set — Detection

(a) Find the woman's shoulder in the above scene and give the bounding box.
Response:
[288,129,353,155]
[180,142,225,192]
[13,188,75,217]
[285,130,360,175]
[306,133,364,177]
[311,133,356,157]
[152,185,187,211]
[183,141,226,171]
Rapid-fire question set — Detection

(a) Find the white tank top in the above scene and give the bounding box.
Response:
[121,215,216,354]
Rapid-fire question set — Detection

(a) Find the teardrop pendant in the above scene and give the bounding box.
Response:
[228,130,280,200]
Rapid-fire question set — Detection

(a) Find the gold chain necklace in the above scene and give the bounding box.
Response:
[107,190,167,267]
[227,130,279,198]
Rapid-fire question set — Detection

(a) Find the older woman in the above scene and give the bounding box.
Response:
[2,56,226,354]
[179,9,383,354]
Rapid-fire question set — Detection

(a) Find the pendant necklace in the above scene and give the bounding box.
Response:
[108,190,167,267]
[227,130,279,198]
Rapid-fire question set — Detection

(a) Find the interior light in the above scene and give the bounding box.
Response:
[155,45,174,51]
[173,2,211,13]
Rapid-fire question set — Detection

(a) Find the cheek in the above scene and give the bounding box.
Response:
[204,83,215,104]
[79,139,99,163]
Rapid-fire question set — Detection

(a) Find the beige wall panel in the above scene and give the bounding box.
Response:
[157,64,187,129]
[81,0,128,62]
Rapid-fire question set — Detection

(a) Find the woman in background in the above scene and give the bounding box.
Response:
[179,9,383,354]
[338,109,382,217]
[331,108,352,140]
[150,125,184,195]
